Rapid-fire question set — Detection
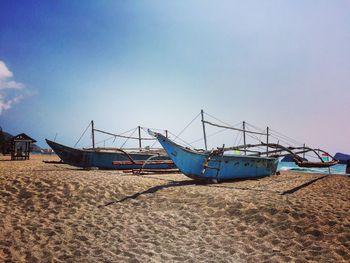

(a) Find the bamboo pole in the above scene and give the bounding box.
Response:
[202,120,267,135]
[201,109,208,151]
[266,126,269,157]
[93,128,155,140]
[243,121,246,155]
[138,126,142,149]
[91,120,95,149]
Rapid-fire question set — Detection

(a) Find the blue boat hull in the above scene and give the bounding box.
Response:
[155,134,278,181]
[46,139,175,170]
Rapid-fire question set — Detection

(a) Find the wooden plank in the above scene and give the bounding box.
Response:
[112,160,174,165]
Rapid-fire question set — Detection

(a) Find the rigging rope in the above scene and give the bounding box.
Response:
[116,127,140,136]
[244,121,304,147]
[157,111,318,161]
[93,128,155,141]
[245,122,267,133]
[173,112,201,141]
[204,112,241,128]
[269,128,303,146]
[95,136,115,147]
[233,129,241,146]
[268,133,300,147]
[120,127,137,149]
[150,138,159,148]
[86,127,144,148]
[189,127,230,145]
[141,126,166,148]
[169,131,194,148]
[74,122,92,148]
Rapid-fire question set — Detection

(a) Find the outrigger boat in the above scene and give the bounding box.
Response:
[150,132,279,182]
[46,121,175,171]
[150,110,338,182]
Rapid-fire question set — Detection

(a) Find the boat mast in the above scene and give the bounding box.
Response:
[201,109,208,150]
[91,120,95,149]
[266,126,269,156]
[243,121,246,155]
[138,126,142,149]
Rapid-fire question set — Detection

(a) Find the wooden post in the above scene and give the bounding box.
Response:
[138,126,142,149]
[91,120,95,149]
[243,121,246,155]
[26,142,29,160]
[266,126,269,157]
[165,130,168,138]
[27,142,30,160]
[11,141,14,160]
[303,143,305,159]
[201,109,208,151]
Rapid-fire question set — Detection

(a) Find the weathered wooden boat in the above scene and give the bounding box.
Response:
[150,132,279,182]
[46,139,175,170]
[45,121,175,170]
[149,110,339,181]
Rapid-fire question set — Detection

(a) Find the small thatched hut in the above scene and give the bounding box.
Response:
[10,133,37,160]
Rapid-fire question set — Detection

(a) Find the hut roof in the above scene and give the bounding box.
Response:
[10,133,37,143]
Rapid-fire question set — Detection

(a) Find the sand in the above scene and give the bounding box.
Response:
[0,154,349,262]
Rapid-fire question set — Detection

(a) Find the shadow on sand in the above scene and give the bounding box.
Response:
[100,173,332,207]
[99,176,276,208]
[100,180,204,207]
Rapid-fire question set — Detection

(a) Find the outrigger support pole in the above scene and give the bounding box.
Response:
[138,126,142,149]
[201,109,208,151]
[243,121,246,155]
[91,120,95,149]
[266,126,269,157]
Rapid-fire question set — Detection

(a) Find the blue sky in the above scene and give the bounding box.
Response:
[1,1,350,153]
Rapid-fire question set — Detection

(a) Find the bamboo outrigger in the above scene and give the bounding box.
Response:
[222,143,339,168]
[46,121,176,171]
[199,110,339,169]
[150,110,339,182]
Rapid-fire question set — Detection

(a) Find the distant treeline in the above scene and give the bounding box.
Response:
[0,128,12,154]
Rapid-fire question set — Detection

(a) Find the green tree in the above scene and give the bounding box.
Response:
[0,127,5,147]
[0,127,5,154]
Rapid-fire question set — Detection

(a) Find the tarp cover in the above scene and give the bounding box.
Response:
[334,152,350,164]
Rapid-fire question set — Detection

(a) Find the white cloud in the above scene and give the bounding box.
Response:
[0,61,13,79]
[0,60,26,114]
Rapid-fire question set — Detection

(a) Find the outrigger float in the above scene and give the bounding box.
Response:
[46,121,176,172]
[150,110,338,182]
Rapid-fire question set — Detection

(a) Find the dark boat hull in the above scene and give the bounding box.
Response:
[295,160,339,168]
[46,139,175,170]
[154,133,278,181]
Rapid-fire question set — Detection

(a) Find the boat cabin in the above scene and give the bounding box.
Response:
[10,133,37,160]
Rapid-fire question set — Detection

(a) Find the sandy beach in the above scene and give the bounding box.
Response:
[0,154,349,262]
